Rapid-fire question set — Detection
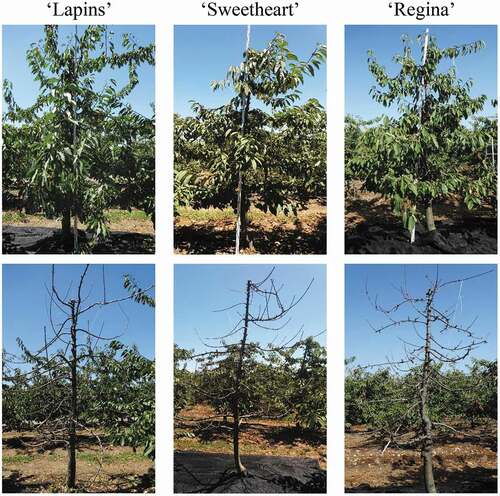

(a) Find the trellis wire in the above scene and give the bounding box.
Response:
[235,25,251,255]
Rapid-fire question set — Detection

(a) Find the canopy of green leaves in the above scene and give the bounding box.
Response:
[346,34,497,232]
[3,26,155,242]
[174,33,326,217]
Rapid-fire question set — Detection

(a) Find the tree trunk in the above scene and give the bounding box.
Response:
[67,301,78,489]
[232,400,246,476]
[232,280,251,477]
[61,207,73,246]
[420,290,437,493]
[425,200,436,233]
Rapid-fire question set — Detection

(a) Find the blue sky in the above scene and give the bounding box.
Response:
[345,264,497,371]
[3,25,155,117]
[345,25,497,120]
[174,25,326,116]
[3,264,155,360]
[174,264,326,355]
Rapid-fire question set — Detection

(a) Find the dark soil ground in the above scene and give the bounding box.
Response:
[345,182,497,254]
[174,451,326,493]
[174,200,326,255]
[3,227,154,254]
[345,423,497,493]
[2,430,154,493]
[2,209,154,254]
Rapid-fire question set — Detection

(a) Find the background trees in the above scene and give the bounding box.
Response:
[3,26,155,250]
[345,359,497,433]
[174,31,326,250]
[346,32,497,240]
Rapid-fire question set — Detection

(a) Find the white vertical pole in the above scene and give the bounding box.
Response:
[411,28,429,244]
[235,25,251,255]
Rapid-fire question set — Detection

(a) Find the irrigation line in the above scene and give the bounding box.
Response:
[235,25,251,255]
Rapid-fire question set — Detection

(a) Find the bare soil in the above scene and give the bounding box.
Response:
[174,200,326,255]
[2,430,154,493]
[345,423,497,493]
[175,404,326,470]
[345,181,497,254]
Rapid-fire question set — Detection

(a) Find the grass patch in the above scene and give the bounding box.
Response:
[177,206,292,224]
[2,211,30,223]
[177,206,235,223]
[3,454,35,464]
[3,209,150,225]
[176,438,232,453]
[247,208,291,223]
[106,209,149,222]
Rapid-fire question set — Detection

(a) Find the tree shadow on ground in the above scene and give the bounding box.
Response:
[108,468,155,493]
[2,471,52,493]
[3,433,108,451]
[433,431,498,452]
[174,216,326,255]
[260,425,326,448]
[177,420,326,448]
[348,429,497,452]
[346,465,497,493]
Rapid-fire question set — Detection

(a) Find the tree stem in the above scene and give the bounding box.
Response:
[232,280,251,477]
[420,289,437,493]
[67,301,77,489]
[425,201,436,233]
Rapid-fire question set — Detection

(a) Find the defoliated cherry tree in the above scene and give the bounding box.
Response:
[175,269,316,478]
[2,265,155,490]
[3,26,154,249]
[348,33,496,240]
[361,268,492,493]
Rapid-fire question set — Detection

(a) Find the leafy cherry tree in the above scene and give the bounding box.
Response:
[175,33,326,249]
[349,33,495,240]
[3,26,154,249]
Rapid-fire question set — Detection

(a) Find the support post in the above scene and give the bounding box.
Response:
[411,28,430,243]
[235,25,251,254]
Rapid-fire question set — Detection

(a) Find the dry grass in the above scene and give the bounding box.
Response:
[174,200,326,254]
[175,404,326,469]
[3,209,154,235]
